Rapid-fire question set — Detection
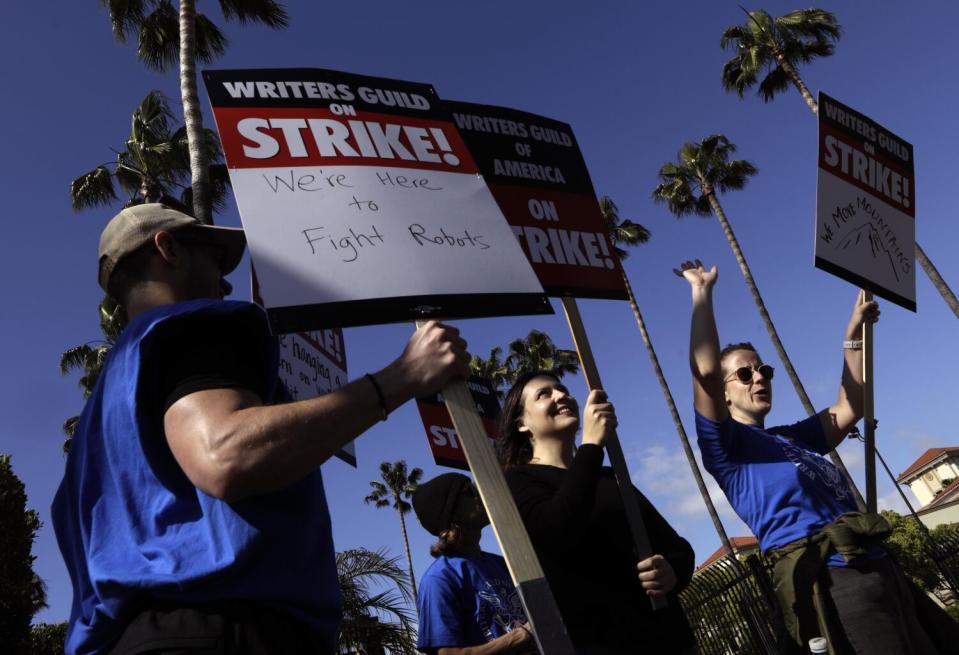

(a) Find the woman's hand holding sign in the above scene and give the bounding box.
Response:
[637,554,678,599]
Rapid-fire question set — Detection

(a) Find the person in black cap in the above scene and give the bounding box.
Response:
[51,203,471,655]
[413,473,532,654]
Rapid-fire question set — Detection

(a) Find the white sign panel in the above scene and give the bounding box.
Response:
[204,68,550,333]
[815,92,916,311]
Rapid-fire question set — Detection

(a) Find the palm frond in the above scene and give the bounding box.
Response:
[783,36,834,65]
[218,0,290,28]
[133,90,174,139]
[70,166,118,212]
[113,162,148,197]
[337,547,414,603]
[720,24,751,50]
[599,196,650,252]
[337,548,417,653]
[757,65,790,102]
[136,1,179,71]
[194,13,230,64]
[776,9,840,40]
[60,345,95,376]
[614,219,651,248]
[62,416,79,440]
[717,160,759,192]
[407,468,423,486]
[101,0,146,42]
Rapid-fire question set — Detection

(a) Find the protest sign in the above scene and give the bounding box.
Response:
[203,68,550,333]
[445,101,627,300]
[416,376,500,470]
[816,92,916,311]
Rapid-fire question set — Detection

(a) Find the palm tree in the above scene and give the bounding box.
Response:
[468,346,511,401]
[70,90,230,213]
[721,7,959,318]
[470,330,580,399]
[720,8,839,114]
[100,0,288,223]
[601,197,739,563]
[337,548,417,655]
[504,330,580,381]
[59,298,127,451]
[654,134,865,508]
[364,461,423,601]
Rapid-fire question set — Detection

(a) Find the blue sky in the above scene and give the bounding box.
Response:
[3,1,958,625]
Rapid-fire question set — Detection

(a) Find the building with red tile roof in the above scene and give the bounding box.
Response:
[696,536,759,572]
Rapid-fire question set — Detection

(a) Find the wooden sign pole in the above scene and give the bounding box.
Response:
[862,291,877,513]
[415,322,575,654]
[559,297,667,610]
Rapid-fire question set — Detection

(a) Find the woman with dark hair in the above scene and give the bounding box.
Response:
[499,372,696,654]
[413,473,533,655]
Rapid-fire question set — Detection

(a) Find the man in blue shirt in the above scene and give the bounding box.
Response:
[53,203,471,654]
[677,259,950,655]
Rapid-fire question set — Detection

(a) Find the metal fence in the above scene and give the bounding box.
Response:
[679,554,782,655]
[679,527,959,655]
[927,528,959,599]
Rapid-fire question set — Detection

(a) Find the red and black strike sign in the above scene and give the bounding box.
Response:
[416,376,501,471]
[445,100,627,300]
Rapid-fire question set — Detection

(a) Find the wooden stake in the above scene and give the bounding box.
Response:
[559,297,667,610]
[862,290,877,513]
[414,322,575,654]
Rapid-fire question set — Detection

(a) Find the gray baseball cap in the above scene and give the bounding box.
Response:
[98,203,246,296]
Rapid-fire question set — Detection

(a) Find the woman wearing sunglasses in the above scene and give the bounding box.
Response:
[678,260,954,655]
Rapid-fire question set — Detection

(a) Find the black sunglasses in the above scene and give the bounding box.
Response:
[725,364,775,384]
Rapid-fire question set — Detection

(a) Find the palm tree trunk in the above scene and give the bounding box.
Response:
[915,242,959,318]
[178,0,212,224]
[621,271,739,561]
[397,509,418,604]
[774,51,819,115]
[704,191,867,510]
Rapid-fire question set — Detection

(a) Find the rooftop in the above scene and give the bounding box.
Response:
[697,536,759,571]
[898,447,959,482]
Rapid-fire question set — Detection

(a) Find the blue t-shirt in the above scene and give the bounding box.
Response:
[52,300,341,655]
[417,552,527,652]
[695,411,878,567]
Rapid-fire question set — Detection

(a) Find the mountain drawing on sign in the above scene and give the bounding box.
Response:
[835,223,900,283]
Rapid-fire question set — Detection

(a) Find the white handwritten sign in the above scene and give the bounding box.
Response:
[204,68,550,333]
[815,92,916,311]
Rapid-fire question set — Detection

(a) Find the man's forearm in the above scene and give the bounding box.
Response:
[172,365,414,502]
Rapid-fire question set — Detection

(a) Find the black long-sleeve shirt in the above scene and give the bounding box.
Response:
[505,444,696,653]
